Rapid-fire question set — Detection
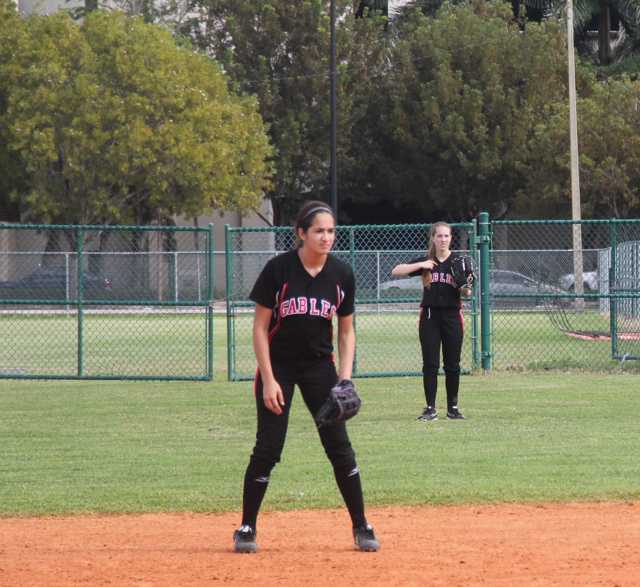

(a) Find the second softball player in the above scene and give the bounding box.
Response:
[391,222,472,422]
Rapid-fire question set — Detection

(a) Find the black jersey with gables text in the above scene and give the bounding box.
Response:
[249,249,355,362]
[409,254,462,308]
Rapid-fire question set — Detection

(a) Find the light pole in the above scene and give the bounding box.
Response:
[330,0,338,217]
[567,0,584,302]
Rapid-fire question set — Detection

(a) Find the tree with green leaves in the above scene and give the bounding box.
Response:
[356,0,388,17]
[0,0,28,222]
[1,10,272,225]
[522,74,640,218]
[579,77,640,216]
[394,0,640,67]
[521,0,640,65]
[75,0,192,28]
[390,0,469,19]
[181,0,381,224]
[345,1,578,220]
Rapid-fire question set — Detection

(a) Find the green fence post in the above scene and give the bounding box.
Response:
[349,226,358,376]
[76,226,84,377]
[207,223,214,380]
[225,224,235,381]
[469,223,480,370]
[478,212,492,371]
[610,220,618,359]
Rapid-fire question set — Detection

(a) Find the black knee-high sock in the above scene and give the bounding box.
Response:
[241,467,269,529]
[334,467,366,528]
[445,372,460,410]
[423,372,437,407]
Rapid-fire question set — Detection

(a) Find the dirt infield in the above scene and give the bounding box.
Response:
[1,502,638,586]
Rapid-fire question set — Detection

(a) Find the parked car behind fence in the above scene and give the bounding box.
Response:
[558,271,598,292]
[379,269,566,307]
[0,267,112,301]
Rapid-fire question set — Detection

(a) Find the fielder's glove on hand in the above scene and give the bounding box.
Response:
[451,255,477,289]
[315,379,362,428]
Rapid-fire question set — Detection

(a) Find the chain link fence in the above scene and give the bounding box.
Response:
[226,216,640,379]
[4,216,639,381]
[0,224,214,380]
[490,219,640,369]
[225,222,479,381]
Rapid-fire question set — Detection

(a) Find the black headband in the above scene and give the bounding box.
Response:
[302,206,334,222]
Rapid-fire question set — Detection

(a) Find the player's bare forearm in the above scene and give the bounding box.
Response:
[337,314,355,380]
[391,259,436,277]
[252,305,276,384]
[391,262,419,277]
[253,304,285,414]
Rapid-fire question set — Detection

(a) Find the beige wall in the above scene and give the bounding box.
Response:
[174,199,274,297]
[175,198,274,248]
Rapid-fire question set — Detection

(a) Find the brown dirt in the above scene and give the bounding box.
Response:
[1,502,638,586]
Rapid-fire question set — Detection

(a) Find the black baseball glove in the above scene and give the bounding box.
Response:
[315,379,362,428]
[451,255,476,288]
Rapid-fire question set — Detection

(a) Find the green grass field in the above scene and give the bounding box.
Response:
[3,309,639,381]
[0,311,224,378]
[231,309,640,377]
[1,371,638,518]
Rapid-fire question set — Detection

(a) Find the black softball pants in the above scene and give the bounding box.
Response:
[418,305,464,410]
[241,358,366,529]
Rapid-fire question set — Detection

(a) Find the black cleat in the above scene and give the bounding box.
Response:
[233,524,258,553]
[417,406,438,421]
[447,407,465,420]
[353,523,380,552]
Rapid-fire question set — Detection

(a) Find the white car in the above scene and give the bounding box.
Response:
[379,275,423,291]
[380,270,567,307]
[558,271,598,292]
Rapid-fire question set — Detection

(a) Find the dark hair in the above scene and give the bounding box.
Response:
[294,200,335,247]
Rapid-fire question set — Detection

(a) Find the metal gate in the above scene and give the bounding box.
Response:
[0,223,214,380]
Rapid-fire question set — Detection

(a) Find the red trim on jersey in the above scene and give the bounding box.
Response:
[329,320,334,361]
[268,282,288,343]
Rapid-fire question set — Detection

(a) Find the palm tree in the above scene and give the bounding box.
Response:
[521,0,640,64]
[388,0,640,64]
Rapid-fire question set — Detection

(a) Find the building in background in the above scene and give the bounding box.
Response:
[16,0,82,15]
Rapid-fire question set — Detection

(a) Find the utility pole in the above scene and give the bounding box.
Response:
[330,0,338,218]
[567,0,584,302]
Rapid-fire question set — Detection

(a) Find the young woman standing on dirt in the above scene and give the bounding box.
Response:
[232,200,379,554]
[391,222,472,422]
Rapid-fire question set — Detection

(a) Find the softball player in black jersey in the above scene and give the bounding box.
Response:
[233,200,379,554]
[391,222,472,422]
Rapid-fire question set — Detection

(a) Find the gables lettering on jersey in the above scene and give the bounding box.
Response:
[431,271,456,287]
[273,282,346,321]
[279,296,336,319]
